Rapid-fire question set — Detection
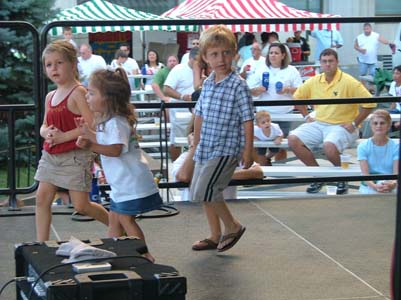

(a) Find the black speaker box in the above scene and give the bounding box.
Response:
[14,237,186,300]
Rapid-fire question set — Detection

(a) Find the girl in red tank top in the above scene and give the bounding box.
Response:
[34,40,109,242]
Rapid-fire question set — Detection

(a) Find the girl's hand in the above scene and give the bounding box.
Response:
[74,117,85,129]
[75,117,92,139]
[76,136,91,150]
[45,126,62,147]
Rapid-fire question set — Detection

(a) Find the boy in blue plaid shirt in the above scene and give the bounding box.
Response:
[190,25,254,252]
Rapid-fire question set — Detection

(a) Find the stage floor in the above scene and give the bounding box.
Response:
[0,194,395,300]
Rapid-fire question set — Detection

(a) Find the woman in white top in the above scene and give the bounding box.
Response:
[248,43,303,161]
[249,43,302,116]
[141,49,164,91]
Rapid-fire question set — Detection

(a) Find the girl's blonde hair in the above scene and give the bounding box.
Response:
[370,109,391,125]
[42,40,79,81]
[89,68,137,133]
[199,25,237,58]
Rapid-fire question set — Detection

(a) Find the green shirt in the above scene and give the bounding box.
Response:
[152,67,171,89]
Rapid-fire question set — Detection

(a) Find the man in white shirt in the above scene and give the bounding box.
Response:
[239,42,265,85]
[180,38,199,65]
[164,47,198,161]
[78,43,107,86]
[110,43,139,75]
[354,23,395,77]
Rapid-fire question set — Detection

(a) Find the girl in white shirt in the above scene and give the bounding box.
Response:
[248,43,302,137]
[76,68,162,263]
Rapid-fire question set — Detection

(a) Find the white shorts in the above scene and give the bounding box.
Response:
[169,108,191,144]
[289,121,359,153]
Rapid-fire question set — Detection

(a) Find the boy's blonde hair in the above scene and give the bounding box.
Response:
[199,25,237,58]
[42,40,79,81]
[255,110,271,124]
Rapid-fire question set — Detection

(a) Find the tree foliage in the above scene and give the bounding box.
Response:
[0,1,58,167]
[0,0,58,105]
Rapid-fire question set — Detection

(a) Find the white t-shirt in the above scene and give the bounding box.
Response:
[180,52,189,65]
[164,63,195,143]
[142,62,164,91]
[389,81,401,111]
[97,116,159,202]
[110,57,139,75]
[172,151,237,201]
[356,31,380,64]
[78,54,107,81]
[240,56,266,85]
[254,123,283,141]
[248,65,303,114]
[164,63,194,98]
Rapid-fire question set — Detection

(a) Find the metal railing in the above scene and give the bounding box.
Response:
[1,16,401,298]
[0,21,41,209]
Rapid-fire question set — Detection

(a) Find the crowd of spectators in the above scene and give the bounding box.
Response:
[59,26,400,197]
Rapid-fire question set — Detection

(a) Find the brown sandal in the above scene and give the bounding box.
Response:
[192,238,218,251]
[217,226,246,252]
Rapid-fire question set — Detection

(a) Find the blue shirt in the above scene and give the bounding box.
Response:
[194,71,254,163]
[311,29,343,61]
[357,138,399,175]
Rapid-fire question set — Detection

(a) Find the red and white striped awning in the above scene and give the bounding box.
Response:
[162,0,340,32]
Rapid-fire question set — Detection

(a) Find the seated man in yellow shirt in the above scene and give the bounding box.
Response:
[288,48,376,194]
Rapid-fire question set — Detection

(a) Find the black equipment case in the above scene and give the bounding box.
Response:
[14,237,186,300]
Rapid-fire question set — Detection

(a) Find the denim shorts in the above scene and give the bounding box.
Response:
[109,192,163,216]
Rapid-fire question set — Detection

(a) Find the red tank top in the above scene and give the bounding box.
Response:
[43,85,83,154]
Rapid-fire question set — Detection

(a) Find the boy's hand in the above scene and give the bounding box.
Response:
[241,149,254,169]
[187,132,195,148]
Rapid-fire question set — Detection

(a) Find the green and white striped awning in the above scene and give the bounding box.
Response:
[49,0,197,35]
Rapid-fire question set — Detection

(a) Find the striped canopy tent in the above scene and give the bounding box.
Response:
[162,0,340,32]
[49,0,196,35]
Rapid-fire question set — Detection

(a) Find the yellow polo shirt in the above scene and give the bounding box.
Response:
[294,69,375,124]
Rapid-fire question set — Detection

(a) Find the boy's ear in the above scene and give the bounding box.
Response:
[201,54,208,64]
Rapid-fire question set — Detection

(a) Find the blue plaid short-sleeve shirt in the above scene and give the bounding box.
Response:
[194,71,254,163]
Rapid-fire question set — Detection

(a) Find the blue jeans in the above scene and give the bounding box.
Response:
[358,61,376,77]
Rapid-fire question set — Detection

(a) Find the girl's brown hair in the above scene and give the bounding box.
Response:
[266,43,290,69]
[89,68,137,134]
